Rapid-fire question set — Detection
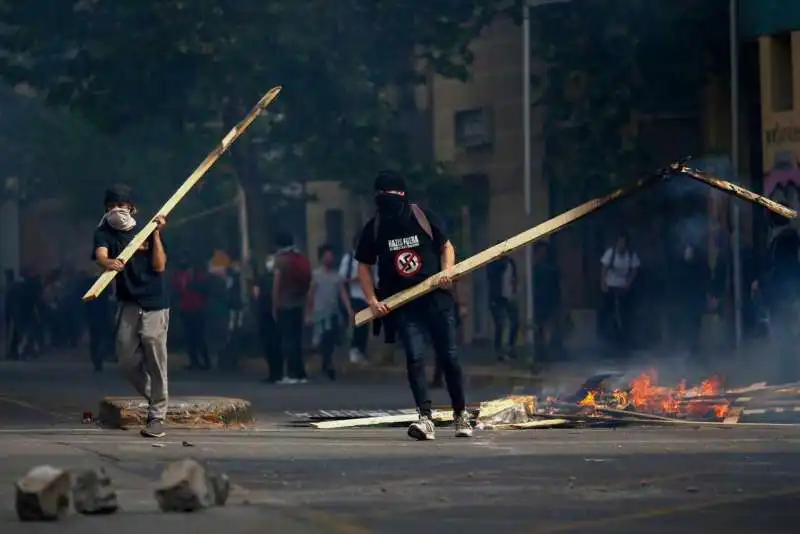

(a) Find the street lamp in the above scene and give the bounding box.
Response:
[522,0,571,347]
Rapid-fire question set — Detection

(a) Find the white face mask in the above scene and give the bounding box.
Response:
[102,207,137,231]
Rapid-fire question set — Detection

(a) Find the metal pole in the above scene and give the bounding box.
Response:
[729,0,742,349]
[523,3,534,346]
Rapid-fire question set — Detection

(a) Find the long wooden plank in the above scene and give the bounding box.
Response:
[673,163,797,219]
[354,172,664,326]
[82,86,283,301]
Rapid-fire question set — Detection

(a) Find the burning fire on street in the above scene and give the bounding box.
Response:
[572,370,730,421]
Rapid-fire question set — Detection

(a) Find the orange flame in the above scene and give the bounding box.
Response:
[579,391,597,407]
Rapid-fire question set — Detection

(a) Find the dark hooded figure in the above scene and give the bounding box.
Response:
[353,170,471,441]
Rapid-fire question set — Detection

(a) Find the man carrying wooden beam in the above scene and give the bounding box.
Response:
[92,185,170,438]
[353,170,472,441]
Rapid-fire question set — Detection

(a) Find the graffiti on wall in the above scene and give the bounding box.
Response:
[763,117,800,244]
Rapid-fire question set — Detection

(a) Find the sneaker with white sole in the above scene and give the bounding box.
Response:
[277,377,297,385]
[454,412,473,438]
[348,348,364,364]
[407,415,436,441]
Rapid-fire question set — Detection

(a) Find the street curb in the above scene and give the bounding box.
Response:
[98,396,254,429]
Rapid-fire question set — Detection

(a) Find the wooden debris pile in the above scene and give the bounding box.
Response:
[295,373,800,430]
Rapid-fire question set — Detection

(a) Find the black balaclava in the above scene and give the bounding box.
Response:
[374,170,408,218]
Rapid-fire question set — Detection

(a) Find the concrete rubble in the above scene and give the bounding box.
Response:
[154,458,230,512]
[15,465,72,521]
[71,467,119,515]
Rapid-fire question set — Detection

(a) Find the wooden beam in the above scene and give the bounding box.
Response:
[354,171,665,326]
[82,86,283,301]
[673,163,797,219]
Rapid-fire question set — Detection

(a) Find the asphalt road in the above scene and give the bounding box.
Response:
[0,361,799,533]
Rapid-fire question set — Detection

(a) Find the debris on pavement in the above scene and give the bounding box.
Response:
[303,372,800,431]
[71,467,118,515]
[15,465,72,521]
[154,459,229,512]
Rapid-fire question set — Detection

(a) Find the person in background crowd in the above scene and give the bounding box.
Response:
[172,255,211,370]
[3,269,19,360]
[222,262,245,370]
[307,244,353,380]
[14,267,44,359]
[355,170,472,441]
[83,269,114,371]
[56,265,82,349]
[599,232,640,356]
[272,232,312,385]
[254,254,281,382]
[533,242,561,364]
[339,234,376,364]
[487,255,519,361]
[752,212,800,382]
[93,184,170,438]
[670,243,710,360]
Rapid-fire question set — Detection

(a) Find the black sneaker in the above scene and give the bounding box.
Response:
[141,419,166,438]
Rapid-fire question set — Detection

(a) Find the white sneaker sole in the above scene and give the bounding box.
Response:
[407,425,435,441]
[455,428,473,438]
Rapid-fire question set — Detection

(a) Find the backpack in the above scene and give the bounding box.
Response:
[278,250,312,295]
[373,204,433,241]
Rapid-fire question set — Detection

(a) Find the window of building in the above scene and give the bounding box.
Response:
[771,33,794,112]
[454,108,493,149]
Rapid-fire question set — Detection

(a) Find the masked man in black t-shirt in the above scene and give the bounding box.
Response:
[92,185,170,438]
[355,170,471,441]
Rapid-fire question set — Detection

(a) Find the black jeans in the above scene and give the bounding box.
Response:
[350,298,369,355]
[490,297,518,352]
[260,313,281,380]
[395,297,466,418]
[600,288,632,351]
[277,307,306,380]
[181,309,211,368]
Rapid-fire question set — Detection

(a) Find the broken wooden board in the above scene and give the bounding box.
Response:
[723,407,743,424]
[286,409,416,422]
[673,164,797,219]
[477,396,536,419]
[496,419,570,430]
[355,172,665,326]
[311,410,454,429]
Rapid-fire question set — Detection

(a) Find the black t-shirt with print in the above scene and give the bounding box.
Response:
[92,223,170,311]
[355,207,453,307]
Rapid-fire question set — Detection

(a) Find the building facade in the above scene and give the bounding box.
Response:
[745,0,800,246]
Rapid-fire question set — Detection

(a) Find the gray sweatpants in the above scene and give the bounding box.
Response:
[116,302,170,421]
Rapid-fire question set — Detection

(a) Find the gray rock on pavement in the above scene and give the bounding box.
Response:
[154,458,230,512]
[71,467,119,515]
[205,464,230,506]
[15,465,72,521]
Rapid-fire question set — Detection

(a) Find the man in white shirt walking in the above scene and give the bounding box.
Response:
[599,232,640,353]
[339,235,378,363]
